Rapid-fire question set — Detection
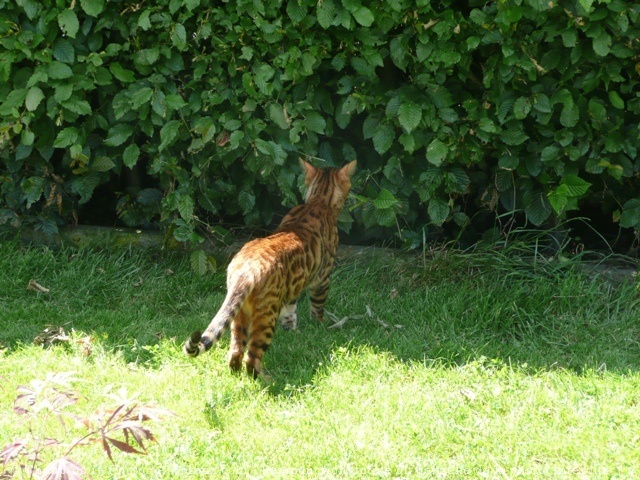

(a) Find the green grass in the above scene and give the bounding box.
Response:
[1,240,640,479]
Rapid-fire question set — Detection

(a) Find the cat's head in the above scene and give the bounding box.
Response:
[300,159,357,210]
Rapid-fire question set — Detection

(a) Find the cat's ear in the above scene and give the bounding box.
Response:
[339,160,357,179]
[299,158,317,184]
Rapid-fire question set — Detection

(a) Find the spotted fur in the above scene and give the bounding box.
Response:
[183,159,356,378]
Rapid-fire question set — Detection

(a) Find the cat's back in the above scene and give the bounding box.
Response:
[228,231,304,275]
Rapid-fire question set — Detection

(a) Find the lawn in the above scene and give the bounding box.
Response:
[1,239,640,479]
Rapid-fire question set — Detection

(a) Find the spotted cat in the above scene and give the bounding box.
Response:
[183,159,356,378]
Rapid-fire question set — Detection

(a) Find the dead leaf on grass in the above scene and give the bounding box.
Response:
[26,279,50,293]
[326,306,403,330]
[76,335,93,357]
[34,326,70,347]
[460,388,478,402]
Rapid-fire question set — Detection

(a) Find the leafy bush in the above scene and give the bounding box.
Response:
[1,0,639,245]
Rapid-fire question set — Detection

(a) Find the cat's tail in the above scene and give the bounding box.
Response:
[183,278,253,357]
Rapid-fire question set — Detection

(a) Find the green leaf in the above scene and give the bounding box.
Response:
[58,9,79,38]
[608,91,624,110]
[53,39,75,64]
[74,174,101,204]
[541,145,560,163]
[374,206,397,227]
[172,23,188,51]
[190,249,214,276]
[592,31,611,57]
[478,118,498,134]
[397,103,422,134]
[560,103,579,128]
[548,190,568,215]
[352,6,374,27]
[373,189,399,209]
[159,120,180,151]
[362,116,379,140]
[49,61,73,80]
[513,97,531,120]
[167,0,181,14]
[138,188,162,206]
[578,0,594,12]
[428,198,449,225]
[164,94,187,111]
[620,199,640,229]
[22,177,45,208]
[123,144,140,168]
[61,97,92,115]
[25,87,45,112]
[499,126,529,146]
[178,194,194,221]
[497,97,515,124]
[305,111,326,134]
[104,124,134,147]
[524,191,551,226]
[134,48,160,66]
[399,133,415,153]
[588,99,607,122]
[269,103,290,129]
[110,63,135,83]
[390,36,409,71]
[138,10,152,30]
[533,94,551,113]
[448,168,470,193]
[426,138,447,166]
[317,0,336,29]
[53,127,78,148]
[528,0,552,11]
[129,87,154,110]
[80,0,105,16]
[27,70,48,88]
[92,157,115,172]
[185,0,201,12]
[21,129,35,146]
[372,124,394,154]
[287,0,307,24]
[238,188,255,214]
[560,174,591,197]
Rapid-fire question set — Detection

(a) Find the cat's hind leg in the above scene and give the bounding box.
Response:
[245,309,278,379]
[228,309,249,372]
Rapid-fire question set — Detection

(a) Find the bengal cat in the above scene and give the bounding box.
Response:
[183,159,356,378]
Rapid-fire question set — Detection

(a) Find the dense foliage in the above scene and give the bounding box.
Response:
[1,0,639,246]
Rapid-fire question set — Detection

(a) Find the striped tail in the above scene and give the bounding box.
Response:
[183,285,252,357]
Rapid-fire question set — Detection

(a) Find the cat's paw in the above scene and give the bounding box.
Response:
[280,312,298,330]
[279,303,298,330]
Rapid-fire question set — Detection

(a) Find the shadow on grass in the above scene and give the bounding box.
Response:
[263,248,640,395]
[3,241,640,397]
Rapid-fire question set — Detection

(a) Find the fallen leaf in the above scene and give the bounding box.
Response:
[76,335,93,357]
[375,318,390,329]
[26,279,50,293]
[328,316,350,329]
[34,326,70,347]
[460,388,477,402]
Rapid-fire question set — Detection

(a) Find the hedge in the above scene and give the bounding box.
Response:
[1,0,639,247]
